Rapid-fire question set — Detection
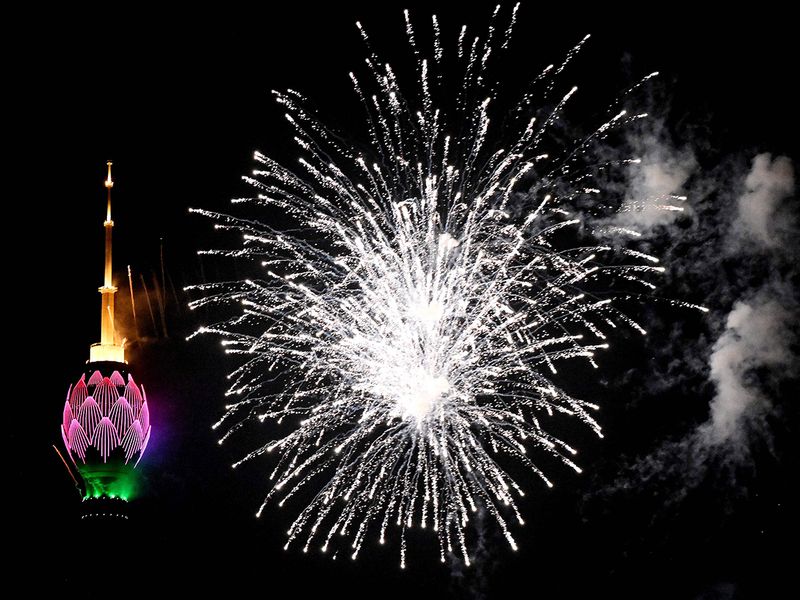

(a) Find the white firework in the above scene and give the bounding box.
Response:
[187,6,701,567]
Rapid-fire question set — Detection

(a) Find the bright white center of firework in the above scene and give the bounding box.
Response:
[410,299,443,324]
[438,232,460,252]
[394,368,450,423]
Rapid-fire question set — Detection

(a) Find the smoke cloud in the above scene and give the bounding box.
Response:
[617,120,697,233]
[702,153,798,451]
[594,147,797,500]
[730,153,795,250]
[592,118,697,240]
[703,281,798,448]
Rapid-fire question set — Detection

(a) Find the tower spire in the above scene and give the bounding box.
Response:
[90,161,125,363]
[104,160,114,288]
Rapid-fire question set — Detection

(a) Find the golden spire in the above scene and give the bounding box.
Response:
[103,161,114,289]
[90,161,125,363]
[105,160,114,223]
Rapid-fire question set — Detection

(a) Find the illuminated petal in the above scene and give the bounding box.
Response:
[94,378,118,415]
[109,397,134,434]
[121,421,144,463]
[87,370,103,386]
[67,420,89,462]
[77,397,102,438]
[69,376,88,413]
[139,402,150,435]
[92,418,119,462]
[110,370,125,387]
[124,378,143,415]
[62,401,73,435]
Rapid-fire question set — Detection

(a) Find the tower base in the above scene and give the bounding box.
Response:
[80,496,130,521]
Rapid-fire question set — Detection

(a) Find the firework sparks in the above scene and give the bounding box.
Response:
[187,6,703,567]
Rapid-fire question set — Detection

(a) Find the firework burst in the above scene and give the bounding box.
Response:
[187,6,702,566]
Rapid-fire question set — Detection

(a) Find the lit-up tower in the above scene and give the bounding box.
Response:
[60,162,151,519]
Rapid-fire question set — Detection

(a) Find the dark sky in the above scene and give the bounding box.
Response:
[16,3,796,597]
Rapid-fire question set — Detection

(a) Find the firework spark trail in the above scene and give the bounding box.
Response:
[187,6,704,567]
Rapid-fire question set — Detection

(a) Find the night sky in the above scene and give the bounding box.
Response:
[17,3,797,597]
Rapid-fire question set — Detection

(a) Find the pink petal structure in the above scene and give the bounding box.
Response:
[63,402,74,436]
[121,421,144,463]
[93,418,119,462]
[109,398,134,434]
[139,402,150,435]
[77,398,102,439]
[124,376,143,414]
[110,370,125,386]
[69,376,88,413]
[68,420,90,461]
[95,378,117,415]
[62,369,151,465]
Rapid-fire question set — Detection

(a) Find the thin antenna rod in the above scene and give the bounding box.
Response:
[52,444,80,489]
[128,265,139,338]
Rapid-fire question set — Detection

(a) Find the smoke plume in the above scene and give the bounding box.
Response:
[592,146,797,503]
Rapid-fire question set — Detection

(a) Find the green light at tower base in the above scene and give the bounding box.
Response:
[78,457,139,502]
